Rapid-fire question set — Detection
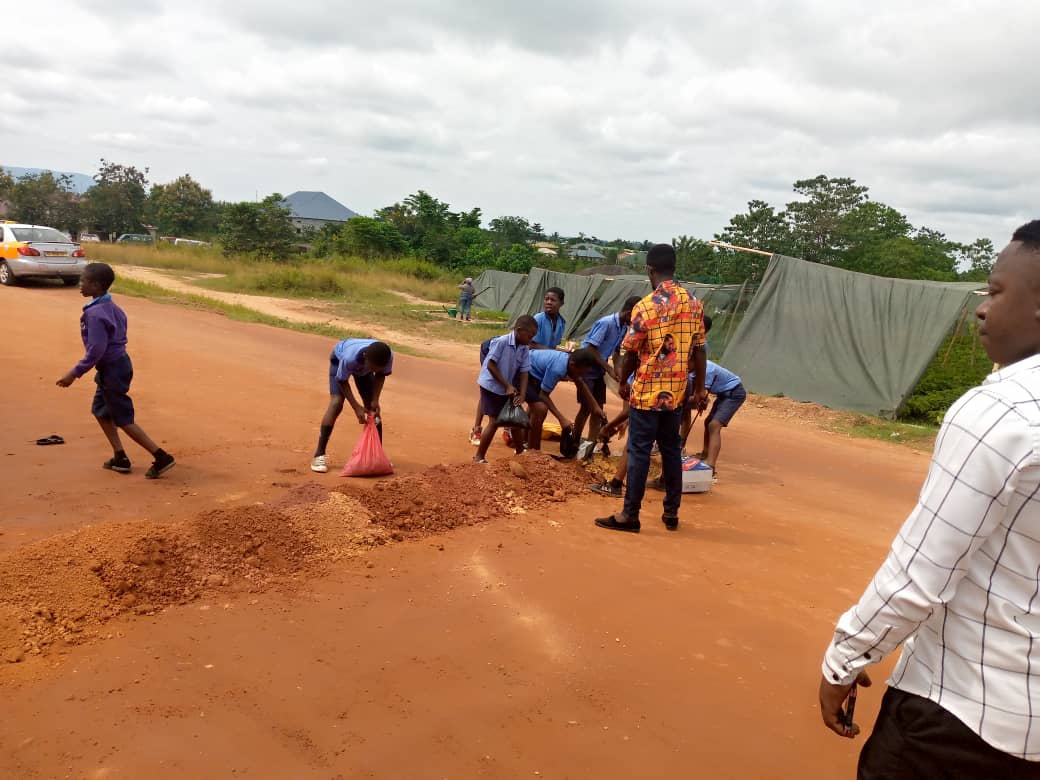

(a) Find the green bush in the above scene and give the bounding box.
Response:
[902,322,990,423]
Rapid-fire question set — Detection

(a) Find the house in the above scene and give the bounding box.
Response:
[568,243,606,261]
[281,191,359,235]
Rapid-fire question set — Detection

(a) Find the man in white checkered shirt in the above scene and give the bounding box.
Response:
[820,221,1040,779]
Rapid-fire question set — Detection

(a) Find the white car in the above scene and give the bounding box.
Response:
[0,222,88,286]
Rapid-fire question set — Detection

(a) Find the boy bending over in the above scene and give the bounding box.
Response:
[472,316,537,463]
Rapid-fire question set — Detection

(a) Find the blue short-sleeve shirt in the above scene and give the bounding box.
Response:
[478,332,532,394]
[333,338,394,381]
[532,311,566,348]
[529,350,571,394]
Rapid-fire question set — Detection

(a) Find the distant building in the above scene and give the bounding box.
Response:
[568,243,606,261]
[281,191,358,235]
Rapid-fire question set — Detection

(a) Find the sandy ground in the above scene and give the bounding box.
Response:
[0,281,931,778]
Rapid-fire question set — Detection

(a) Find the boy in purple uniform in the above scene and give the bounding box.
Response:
[472,315,537,463]
[55,263,175,478]
[312,338,392,473]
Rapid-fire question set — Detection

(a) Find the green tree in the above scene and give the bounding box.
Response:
[497,243,536,273]
[8,172,81,232]
[957,238,996,282]
[145,174,217,237]
[218,194,294,259]
[0,168,13,201]
[672,235,716,280]
[488,215,533,248]
[329,216,407,259]
[784,175,869,264]
[83,159,149,238]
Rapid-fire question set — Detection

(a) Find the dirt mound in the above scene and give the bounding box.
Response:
[0,454,591,665]
[749,394,847,425]
[338,451,590,536]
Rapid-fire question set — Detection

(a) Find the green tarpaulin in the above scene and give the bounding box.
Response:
[471,270,525,312]
[722,255,983,417]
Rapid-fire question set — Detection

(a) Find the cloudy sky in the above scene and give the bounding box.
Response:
[3,0,1036,246]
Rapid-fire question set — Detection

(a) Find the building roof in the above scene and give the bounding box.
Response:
[281,191,358,222]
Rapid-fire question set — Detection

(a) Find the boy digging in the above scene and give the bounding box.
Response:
[312,338,393,473]
[55,262,175,479]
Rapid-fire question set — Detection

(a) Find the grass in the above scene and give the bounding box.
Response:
[834,414,938,450]
[110,277,424,356]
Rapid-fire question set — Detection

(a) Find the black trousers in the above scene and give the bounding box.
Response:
[859,688,1040,779]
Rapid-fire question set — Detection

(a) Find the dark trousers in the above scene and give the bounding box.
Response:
[353,373,382,440]
[859,688,1040,779]
[624,407,682,521]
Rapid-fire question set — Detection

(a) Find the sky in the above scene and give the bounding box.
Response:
[3,0,1036,247]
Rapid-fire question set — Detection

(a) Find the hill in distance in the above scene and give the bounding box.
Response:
[2,166,94,195]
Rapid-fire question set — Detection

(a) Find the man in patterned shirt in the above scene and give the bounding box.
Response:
[595,243,707,533]
[819,221,1040,777]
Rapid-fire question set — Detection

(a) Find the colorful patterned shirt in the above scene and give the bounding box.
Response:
[621,280,705,411]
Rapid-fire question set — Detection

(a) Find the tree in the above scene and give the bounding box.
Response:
[218,194,294,258]
[327,216,407,259]
[497,243,536,273]
[488,215,533,248]
[83,159,149,238]
[956,238,996,282]
[0,169,13,201]
[784,175,869,264]
[8,172,81,232]
[146,174,217,237]
[672,235,715,280]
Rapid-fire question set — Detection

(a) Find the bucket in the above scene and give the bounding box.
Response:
[447,307,458,317]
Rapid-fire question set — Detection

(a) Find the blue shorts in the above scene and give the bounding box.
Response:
[92,354,135,427]
[576,373,607,407]
[706,385,746,427]
[479,386,510,418]
[328,354,375,406]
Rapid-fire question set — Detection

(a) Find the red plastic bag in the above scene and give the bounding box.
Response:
[340,416,394,477]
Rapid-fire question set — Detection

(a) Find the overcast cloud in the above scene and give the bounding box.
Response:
[3,0,1036,245]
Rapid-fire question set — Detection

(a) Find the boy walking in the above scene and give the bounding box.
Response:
[55,262,175,479]
[472,315,537,463]
[312,338,393,473]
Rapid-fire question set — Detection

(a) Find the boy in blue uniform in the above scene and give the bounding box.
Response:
[312,338,393,473]
[472,315,537,463]
[573,295,642,445]
[682,360,746,479]
[526,347,605,450]
[55,263,175,478]
[531,287,566,349]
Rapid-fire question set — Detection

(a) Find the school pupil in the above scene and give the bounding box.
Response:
[55,262,175,479]
[681,316,746,480]
[472,315,537,464]
[526,347,605,450]
[311,338,393,473]
[573,295,642,445]
[531,287,566,349]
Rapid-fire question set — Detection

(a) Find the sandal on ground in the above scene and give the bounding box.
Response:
[587,481,623,498]
[594,514,640,533]
[35,435,65,446]
[103,456,132,474]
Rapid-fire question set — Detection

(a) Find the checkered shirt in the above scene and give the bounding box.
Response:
[822,354,1040,759]
[621,280,705,411]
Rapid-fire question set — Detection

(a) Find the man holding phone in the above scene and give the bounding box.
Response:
[819,222,1040,777]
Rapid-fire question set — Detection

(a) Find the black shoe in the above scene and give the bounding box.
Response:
[103,455,132,474]
[145,451,175,479]
[587,481,622,498]
[594,514,640,533]
[663,515,679,531]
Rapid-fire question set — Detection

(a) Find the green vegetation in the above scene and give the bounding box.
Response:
[835,415,938,451]
[902,320,991,423]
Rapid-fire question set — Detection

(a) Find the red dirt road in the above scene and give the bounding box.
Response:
[0,283,930,778]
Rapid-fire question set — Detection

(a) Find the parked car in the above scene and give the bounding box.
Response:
[115,233,153,244]
[78,233,101,242]
[0,222,87,286]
